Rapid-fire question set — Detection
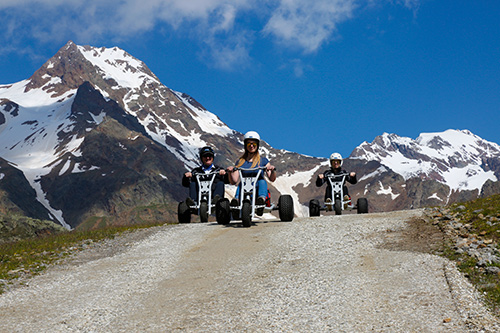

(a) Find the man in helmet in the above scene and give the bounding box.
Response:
[182,146,227,207]
[227,131,276,215]
[316,153,357,210]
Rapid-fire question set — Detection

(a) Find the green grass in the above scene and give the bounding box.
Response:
[440,193,500,314]
[450,194,500,240]
[0,221,169,294]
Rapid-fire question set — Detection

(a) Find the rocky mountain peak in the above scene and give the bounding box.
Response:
[350,129,500,192]
[24,41,90,96]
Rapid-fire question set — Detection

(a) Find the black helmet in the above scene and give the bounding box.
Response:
[199,146,214,159]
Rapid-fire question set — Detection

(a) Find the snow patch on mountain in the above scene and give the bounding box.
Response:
[0,97,80,167]
[273,161,327,217]
[78,45,160,89]
[0,79,75,107]
[143,116,210,170]
[428,193,443,201]
[359,166,388,182]
[174,91,233,138]
[377,181,400,200]
[443,165,496,192]
[0,93,83,228]
[23,166,69,228]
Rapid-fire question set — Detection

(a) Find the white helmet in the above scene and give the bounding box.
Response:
[244,131,260,142]
[329,152,343,166]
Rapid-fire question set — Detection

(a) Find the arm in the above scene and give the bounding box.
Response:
[316,175,324,187]
[226,166,239,185]
[182,172,192,187]
[316,170,328,187]
[213,165,227,183]
[266,163,276,182]
[346,172,357,185]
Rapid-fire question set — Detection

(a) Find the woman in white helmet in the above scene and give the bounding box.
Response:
[227,131,276,214]
[316,153,357,208]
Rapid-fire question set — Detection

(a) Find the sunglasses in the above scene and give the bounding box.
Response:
[246,142,258,147]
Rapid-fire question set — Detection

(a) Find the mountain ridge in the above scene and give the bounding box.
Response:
[350,129,500,193]
[0,41,499,228]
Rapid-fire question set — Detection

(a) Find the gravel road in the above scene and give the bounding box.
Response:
[1,209,499,332]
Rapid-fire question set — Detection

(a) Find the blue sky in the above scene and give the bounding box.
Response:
[1,0,499,159]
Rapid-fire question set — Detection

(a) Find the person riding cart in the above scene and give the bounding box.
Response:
[182,146,227,208]
[224,131,294,227]
[227,131,276,216]
[316,152,357,210]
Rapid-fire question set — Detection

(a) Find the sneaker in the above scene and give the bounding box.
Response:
[230,198,239,207]
[185,197,195,207]
[230,198,239,220]
[325,198,333,211]
[344,195,351,202]
[256,197,265,216]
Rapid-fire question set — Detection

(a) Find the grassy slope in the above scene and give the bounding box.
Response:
[436,194,500,315]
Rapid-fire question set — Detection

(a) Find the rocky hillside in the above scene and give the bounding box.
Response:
[0,213,67,244]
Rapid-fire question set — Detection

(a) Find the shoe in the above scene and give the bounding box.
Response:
[185,197,195,207]
[325,198,333,211]
[256,197,265,216]
[230,198,239,220]
[344,195,351,202]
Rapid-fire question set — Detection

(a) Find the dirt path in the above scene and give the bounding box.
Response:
[1,210,499,331]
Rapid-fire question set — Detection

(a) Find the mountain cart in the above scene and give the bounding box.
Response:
[228,166,294,227]
[178,170,225,223]
[309,172,368,216]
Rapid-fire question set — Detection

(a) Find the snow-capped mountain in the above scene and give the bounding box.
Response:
[351,130,500,192]
[346,130,500,208]
[1,41,499,229]
[1,41,236,168]
[0,41,322,228]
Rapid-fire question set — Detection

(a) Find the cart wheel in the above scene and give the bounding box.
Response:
[178,201,191,223]
[357,198,369,214]
[200,201,209,222]
[216,198,231,225]
[334,199,342,215]
[279,195,294,222]
[241,201,252,227]
[309,199,320,217]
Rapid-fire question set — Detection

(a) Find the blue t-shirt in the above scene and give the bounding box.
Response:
[235,157,269,179]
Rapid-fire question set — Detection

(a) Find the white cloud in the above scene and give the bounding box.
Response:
[0,0,419,69]
[263,0,357,53]
[201,32,254,70]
